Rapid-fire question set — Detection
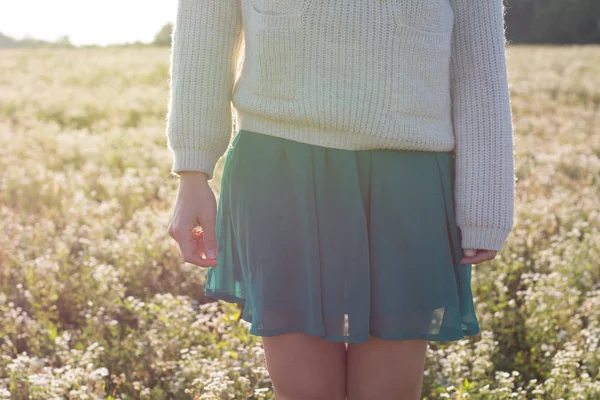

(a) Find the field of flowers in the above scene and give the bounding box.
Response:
[0,45,599,399]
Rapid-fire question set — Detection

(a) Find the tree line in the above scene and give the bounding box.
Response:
[505,0,600,44]
[1,0,599,49]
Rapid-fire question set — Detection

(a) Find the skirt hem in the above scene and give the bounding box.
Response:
[206,289,481,344]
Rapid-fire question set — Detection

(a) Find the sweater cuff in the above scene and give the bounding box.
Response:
[170,147,221,180]
[459,226,512,252]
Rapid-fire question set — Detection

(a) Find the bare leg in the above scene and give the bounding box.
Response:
[346,335,428,400]
[262,333,346,400]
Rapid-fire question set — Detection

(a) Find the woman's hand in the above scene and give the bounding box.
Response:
[167,171,218,268]
[460,248,497,265]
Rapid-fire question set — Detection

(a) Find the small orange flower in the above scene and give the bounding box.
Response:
[192,226,203,240]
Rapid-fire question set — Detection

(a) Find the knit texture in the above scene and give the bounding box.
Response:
[166,0,515,252]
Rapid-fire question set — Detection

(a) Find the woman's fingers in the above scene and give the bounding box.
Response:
[200,218,218,260]
[167,217,218,268]
[460,249,497,265]
[193,228,218,264]
[463,248,477,257]
[179,233,217,267]
[170,225,217,268]
[194,229,206,257]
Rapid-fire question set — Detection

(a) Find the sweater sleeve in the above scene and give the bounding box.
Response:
[449,0,516,252]
[166,0,244,179]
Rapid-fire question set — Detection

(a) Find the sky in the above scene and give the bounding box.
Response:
[0,0,177,46]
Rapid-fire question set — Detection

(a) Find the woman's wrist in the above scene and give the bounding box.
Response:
[178,171,211,188]
[178,170,209,179]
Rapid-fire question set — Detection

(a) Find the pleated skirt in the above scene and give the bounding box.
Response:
[205,129,481,344]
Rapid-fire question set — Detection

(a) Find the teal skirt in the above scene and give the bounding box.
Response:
[205,129,480,344]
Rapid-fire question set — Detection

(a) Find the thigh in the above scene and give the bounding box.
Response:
[262,333,346,400]
[346,335,428,400]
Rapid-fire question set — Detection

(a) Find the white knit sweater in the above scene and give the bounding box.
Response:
[166,0,516,252]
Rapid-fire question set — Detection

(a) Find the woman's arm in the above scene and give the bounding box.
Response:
[450,0,516,252]
[166,0,244,179]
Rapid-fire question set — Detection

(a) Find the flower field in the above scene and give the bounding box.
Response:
[0,45,599,399]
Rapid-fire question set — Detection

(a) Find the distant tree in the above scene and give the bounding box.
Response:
[0,32,18,48]
[0,31,74,48]
[505,0,600,44]
[14,33,40,48]
[153,23,173,46]
[56,35,72,46]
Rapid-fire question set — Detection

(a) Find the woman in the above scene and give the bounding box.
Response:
[166,0,515,398]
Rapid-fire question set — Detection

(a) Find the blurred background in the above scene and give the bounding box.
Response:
[0,1,599,400]
[1,0,600,47]
[0,0,175,47]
